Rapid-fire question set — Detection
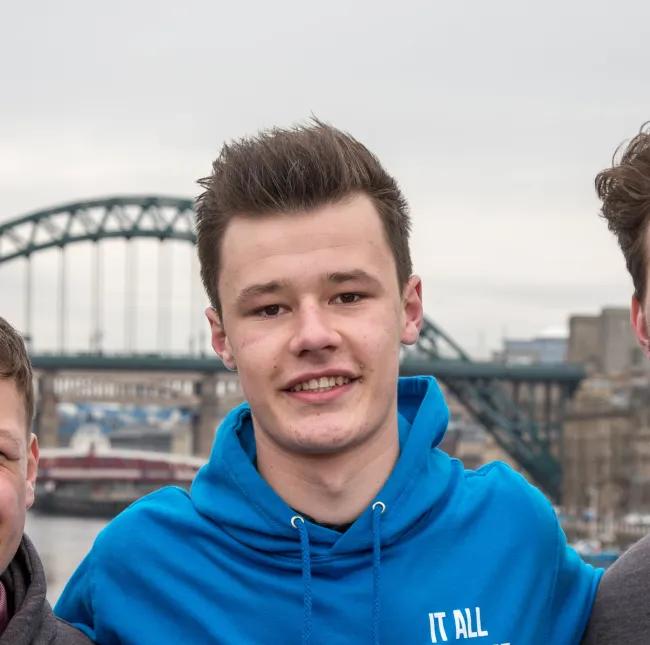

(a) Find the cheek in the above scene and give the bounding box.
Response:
[233,329,273,366]
[0,478,24,523]
[0,479,26,568]
[361,325,402,386]
[360,318,400,355]
[233,331,283,393]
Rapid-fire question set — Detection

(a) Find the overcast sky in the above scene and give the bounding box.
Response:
[1,0,649,357]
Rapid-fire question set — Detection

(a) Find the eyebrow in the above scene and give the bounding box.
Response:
[326,270,381,286]
[235,270,382,307]
[236,280,288,307]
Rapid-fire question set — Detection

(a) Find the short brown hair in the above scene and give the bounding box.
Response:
[0,316,34,432]
[195,119,412,314]
[596,123,650,302]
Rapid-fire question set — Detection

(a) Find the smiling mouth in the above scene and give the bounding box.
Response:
[288,376,355,393]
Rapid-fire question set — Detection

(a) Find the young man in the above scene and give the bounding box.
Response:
[582,126,650,644]
[0,316,92,645]
[56,121,600,644]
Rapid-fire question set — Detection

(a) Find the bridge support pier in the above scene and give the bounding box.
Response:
[193,374,243,457]
[35,371,59,448]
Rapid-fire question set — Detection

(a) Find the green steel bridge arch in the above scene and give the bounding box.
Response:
[2,195,583,500]
[0,196,196,263]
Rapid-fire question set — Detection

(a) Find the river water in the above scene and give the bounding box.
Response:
[25,512,108,604]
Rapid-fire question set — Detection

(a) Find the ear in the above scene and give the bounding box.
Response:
[400,275,423,345]
[631,296,650,358]
[205,307,237,370]
[25,433,39,510]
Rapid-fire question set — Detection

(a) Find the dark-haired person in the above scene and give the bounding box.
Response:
[56,120,600,644]
[582,125,650,645]
[0,317,93,645]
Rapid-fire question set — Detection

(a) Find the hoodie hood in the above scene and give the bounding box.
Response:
[191,375,452,556]
[0,535,47,645]
[1,536,91,645]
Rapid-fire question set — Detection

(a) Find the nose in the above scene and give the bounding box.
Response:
[288,303,341,356]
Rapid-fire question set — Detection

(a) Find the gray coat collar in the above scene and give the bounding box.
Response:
[0,535,92,645]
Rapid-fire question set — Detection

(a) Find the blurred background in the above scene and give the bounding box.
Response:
[3,0,650,598]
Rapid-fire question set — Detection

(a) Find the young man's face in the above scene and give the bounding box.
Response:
[631,224,650,357]
[0,378,38,573]
[207,193,422,457]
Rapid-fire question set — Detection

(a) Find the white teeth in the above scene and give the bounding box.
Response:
[289,376,352,392]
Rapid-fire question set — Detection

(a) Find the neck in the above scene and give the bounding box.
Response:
[255,417,399,526]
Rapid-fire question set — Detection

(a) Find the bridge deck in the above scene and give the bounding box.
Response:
[31,352,585,384]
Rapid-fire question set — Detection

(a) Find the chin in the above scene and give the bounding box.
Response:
[291,424,368,455]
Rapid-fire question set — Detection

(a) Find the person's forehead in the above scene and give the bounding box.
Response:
[219,195,391,281]
[227,193,382,239]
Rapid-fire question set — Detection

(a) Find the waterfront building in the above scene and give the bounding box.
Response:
[568,307,649,375]
[494,329,568,365]
[563,375,650,519]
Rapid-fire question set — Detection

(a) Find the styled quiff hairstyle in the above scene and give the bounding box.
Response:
[195,119,412,315]
[596,123,650,302]
[0,316,34,433]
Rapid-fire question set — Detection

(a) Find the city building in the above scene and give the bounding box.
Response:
[494,328,567,365]
[568,307,648,375]
[560,306,650,522]
[563,375,650,518]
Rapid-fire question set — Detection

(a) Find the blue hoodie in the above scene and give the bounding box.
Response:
[55,376,601,644]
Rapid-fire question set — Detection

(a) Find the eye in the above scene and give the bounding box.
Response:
[0,443,20,462]
[254,304,285,318]
[333,293,363,304]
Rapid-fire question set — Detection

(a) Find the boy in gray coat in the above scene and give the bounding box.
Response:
[582,125,650,644]
[0,316,91,645]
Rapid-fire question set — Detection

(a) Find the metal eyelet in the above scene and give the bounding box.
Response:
[372,501,386,514]
[291,514,305,529]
